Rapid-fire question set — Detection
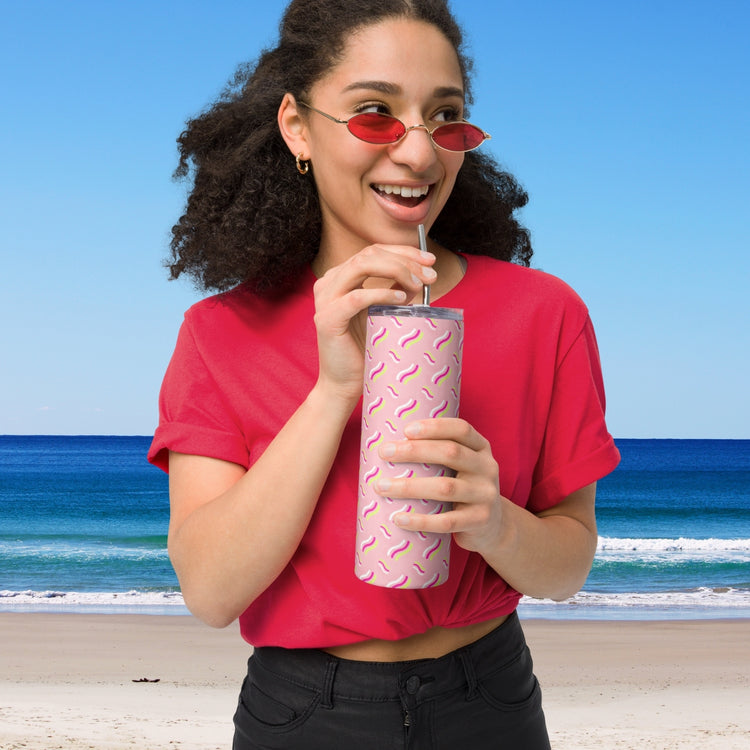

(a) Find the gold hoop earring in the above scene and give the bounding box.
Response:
[296,153,310,175]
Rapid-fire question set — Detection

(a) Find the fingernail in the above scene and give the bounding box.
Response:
[376,477,391,492]
[380,443,396,458]
[403,422,422,438]
[393,290,407,302]
[423,268,437,280]
[410,273,421,285]
[394,513,410,528]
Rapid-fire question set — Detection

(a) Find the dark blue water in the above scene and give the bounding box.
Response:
[0,436,178,609]
[560,439,750,618]
[1,436,748,618]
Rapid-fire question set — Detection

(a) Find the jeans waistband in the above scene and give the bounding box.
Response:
[252,611,525,704]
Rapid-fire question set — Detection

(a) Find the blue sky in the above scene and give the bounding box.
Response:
[1,0,747,438]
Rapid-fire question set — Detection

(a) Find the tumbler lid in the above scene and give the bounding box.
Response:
[368,305,463,321]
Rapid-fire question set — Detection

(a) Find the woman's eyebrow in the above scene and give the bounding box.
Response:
[341,81,464,100]
[342,80,401,95]
[433,86,464,100]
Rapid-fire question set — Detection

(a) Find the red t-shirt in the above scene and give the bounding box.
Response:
[149,255,620,647]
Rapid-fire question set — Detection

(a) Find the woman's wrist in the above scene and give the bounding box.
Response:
[308,376,362,423]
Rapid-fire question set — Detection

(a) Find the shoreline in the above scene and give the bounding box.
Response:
[2,613,749,749]
[4,604,750,620]
[4,590,750,621]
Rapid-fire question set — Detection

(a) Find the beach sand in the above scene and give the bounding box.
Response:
[1,613,748,749]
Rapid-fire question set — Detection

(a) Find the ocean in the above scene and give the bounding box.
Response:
[1,436,748,619]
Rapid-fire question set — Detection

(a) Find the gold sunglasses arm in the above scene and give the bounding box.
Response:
[297,101,349,125]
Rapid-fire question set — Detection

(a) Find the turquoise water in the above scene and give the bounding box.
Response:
[1,436,748,618]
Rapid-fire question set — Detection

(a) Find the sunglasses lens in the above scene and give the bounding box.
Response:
[432,123,487,152]
[346,112,488,151]
[348,113,405,144]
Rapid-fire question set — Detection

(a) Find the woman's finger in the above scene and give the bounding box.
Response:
[401,418,489,451]
[378,420,492,472]
[314,243,436,306]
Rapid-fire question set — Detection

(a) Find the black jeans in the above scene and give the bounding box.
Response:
[232,612,550,749]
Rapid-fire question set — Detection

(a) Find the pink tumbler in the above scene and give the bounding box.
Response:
[355,304,464,588]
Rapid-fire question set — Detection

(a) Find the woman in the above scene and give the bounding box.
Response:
[149,0,620,747]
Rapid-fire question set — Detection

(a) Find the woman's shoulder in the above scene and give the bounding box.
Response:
[464,254,588,312]
[182,276,314,332]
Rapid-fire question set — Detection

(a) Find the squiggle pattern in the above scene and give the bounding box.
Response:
[355,309,463,589]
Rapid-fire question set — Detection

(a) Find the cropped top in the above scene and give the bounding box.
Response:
[149,254,620,648]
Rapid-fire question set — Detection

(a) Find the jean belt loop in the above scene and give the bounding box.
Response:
[458,649,478,701]
[320,656,338,709]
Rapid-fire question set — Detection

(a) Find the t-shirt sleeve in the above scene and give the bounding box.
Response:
[147,316,250,473]
[527,315,620,512]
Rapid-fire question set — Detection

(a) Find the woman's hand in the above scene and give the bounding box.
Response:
[375,418,600,601]
[375,418,504,557]
[311,244,436,405]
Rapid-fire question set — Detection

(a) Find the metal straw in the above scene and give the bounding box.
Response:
[418,224,430,306]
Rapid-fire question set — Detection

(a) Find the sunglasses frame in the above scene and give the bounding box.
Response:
[297,101,491,153]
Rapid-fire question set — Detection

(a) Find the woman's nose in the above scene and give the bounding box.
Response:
[388,124,438,172]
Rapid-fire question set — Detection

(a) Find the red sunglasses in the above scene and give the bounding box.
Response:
[298,101,491,153]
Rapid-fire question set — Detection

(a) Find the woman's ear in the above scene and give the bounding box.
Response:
[278,93,310,160]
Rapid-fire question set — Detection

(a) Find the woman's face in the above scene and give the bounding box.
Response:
[296,18,466,258]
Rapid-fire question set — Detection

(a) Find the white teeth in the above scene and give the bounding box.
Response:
[375,184,430,198]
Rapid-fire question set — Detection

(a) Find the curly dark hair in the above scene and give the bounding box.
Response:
[167,0,532,295]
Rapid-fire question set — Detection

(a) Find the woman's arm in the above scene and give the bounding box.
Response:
[168,383,355,628]
[480,483,597,601]
[375,418,598,601]
[166,244,436,628]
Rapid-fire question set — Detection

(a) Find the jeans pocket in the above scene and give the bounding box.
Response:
[234,660,320,737]
[476,644,542,712]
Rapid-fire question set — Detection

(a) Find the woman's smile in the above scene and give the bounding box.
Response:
[371,183,432,205]
[368,179,436,224]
